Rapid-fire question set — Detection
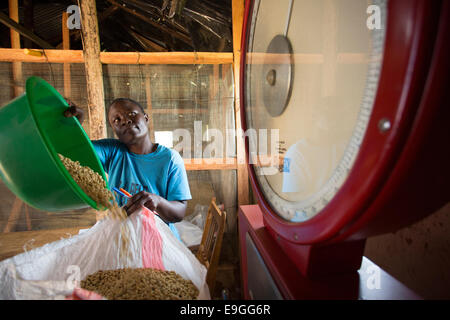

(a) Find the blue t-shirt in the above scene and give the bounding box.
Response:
[92,139,191,240]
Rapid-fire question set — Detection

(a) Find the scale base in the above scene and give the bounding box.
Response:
[238,204,421,300]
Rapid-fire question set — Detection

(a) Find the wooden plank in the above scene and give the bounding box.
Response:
[0,49,234,65]
[0,49,368,65]
[184,158,237,171]
[99,52,233,65]
[62,11,71,98]
[232,0,249,206]
[0,48,83,63]
[80,0,107,140]
[206,201,226,293]
[0,227,87,261]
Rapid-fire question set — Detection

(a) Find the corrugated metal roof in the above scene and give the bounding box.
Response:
[2,0,232,52]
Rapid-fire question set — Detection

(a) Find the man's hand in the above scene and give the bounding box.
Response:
[123,191,161,216]
[123,190,187,223]
[63,98,85,123]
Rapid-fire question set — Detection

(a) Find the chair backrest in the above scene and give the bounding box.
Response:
[196,197,226,294]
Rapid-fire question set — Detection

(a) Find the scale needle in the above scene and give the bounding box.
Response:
[284,0,294,37]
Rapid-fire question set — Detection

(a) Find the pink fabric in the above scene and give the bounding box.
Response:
[141,207,165,270]
[66,288,104,300]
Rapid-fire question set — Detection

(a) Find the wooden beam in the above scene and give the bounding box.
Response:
[80,0,107,140]
[62,12,71,98]
[1,48,373,65]
[0,11,54,49]
[99,52,233,65]
[0,49,234,65]
[184,158,237,171]
[0,49,83,63]
[232,0,249,206]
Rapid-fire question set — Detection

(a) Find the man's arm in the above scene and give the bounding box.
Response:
[124,191,187,223]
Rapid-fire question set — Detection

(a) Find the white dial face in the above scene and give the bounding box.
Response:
[245,0,387,222]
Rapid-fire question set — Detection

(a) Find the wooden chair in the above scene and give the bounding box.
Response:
[194,197,226,295]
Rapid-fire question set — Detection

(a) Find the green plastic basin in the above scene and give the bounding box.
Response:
[0,76,108,211]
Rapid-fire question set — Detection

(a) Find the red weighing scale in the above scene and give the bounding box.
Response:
[238,0,450,299]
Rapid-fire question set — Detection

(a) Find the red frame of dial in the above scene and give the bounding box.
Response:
[240,0,450,245]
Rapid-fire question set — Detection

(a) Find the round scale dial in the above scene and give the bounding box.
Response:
[244,0,387,222]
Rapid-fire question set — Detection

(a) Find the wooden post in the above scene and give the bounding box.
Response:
[209,63,239,233]
[218,65,228,149]
[62,12,71,98]
[232,0,249,206]
[80,0,107,140]
[5,0,31,233]
[145,69,155,142]
[9,0,22,97]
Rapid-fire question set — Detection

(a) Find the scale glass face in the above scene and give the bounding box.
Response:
[244,0,387,222]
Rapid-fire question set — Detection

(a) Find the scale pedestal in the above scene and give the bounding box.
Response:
[238,205,421,300]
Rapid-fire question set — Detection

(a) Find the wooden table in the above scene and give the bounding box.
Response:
[0,227,90,261]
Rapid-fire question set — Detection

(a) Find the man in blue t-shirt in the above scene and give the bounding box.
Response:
[64,98,191,240]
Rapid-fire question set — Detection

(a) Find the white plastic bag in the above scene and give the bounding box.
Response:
[185,204,209,229]
[174,220,204,247]
[0,208,210,300]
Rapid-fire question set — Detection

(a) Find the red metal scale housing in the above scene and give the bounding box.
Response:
[238,0,450,299]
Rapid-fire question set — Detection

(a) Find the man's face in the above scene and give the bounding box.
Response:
[108,101,149,144]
